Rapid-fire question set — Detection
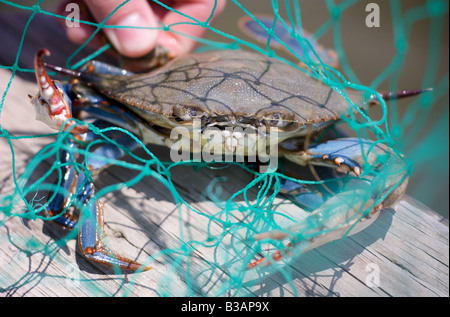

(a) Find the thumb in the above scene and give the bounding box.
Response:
[84,0,159,58]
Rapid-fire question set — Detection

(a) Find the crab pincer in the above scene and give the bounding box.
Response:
[31,49,88,134]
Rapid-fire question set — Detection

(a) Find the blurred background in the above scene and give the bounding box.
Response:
[1,0,448,217]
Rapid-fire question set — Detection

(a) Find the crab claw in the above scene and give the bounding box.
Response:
[79,198,151,272]
[31,48,88,134]
[250,138,409,269]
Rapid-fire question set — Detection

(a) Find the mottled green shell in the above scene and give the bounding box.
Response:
[87,49,364,127]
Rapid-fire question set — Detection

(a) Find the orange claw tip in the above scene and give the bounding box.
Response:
[120,261,151,272]
[37,48,51,58]
[34,48,51,75]
[141,265,152,272]
[108,252,152,273]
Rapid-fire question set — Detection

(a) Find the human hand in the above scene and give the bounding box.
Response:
[58,0,226,58]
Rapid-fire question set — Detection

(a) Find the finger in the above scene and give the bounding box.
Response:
[57,0,99,46]
[157,0,226,56]
[83,0,159,58]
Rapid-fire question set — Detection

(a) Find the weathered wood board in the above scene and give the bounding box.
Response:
[0,13,448,297]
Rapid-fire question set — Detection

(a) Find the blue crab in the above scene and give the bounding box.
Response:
[29,47,424,271]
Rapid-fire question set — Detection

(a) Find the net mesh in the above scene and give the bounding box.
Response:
[0,0,448,296]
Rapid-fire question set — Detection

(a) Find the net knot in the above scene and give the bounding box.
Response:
[31,4,41,14]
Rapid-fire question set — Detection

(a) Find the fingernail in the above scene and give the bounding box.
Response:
[105,13,157,58]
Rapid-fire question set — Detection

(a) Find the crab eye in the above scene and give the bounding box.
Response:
[172,105,199,122]
[263,113,288,128]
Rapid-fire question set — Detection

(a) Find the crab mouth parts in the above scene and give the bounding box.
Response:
[154,124,273,156]
[203,126,262,151]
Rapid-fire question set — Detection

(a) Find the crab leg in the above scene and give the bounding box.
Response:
[249,138,409,268]
[282,138,375,177]
[370,88,432,104]
[248,189,379,269]
[44,119,149,271]
[44,141,78,228]
[34,49,154,271]
[76,171,150,271]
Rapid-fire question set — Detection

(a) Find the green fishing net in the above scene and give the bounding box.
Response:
[0,0,448,296]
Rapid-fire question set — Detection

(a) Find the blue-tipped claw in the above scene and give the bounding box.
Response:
[44,121,149,272]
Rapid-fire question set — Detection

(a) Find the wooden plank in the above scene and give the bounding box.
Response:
[0,13,448,297]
